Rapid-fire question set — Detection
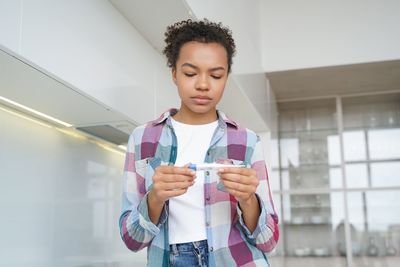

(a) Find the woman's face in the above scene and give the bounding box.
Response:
[172,41,229,121]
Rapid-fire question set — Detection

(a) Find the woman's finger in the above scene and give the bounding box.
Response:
[222,179,255,194]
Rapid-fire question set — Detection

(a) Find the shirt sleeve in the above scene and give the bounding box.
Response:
[118,131,168,252]
[236,135,279,253]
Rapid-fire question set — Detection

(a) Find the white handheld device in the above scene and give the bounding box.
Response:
[188,163,245,171]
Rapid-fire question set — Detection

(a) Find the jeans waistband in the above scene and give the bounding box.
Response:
[170,239,208,254]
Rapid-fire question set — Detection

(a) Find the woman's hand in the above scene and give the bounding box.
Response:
[218,167,259,204]
[147,165,195,224]
[218,167,260,232]
[149,164,196,203]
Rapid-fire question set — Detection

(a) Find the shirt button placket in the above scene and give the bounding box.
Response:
[205,165,210,227]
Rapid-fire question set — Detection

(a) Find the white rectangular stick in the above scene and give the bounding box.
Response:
[188,163,245,171]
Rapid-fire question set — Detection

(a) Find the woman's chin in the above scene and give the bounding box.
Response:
[188,105,216,114]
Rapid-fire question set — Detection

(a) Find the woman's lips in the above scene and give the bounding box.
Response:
[191,96,212,105]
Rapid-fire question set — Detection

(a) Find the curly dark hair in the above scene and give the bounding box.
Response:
[163,19,236,73]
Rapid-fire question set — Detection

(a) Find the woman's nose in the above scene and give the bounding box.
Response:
[195,75,209,91]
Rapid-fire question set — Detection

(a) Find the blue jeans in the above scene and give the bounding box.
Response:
[169,240,209,267]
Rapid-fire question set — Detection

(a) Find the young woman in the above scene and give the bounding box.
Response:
[119,19,279,267]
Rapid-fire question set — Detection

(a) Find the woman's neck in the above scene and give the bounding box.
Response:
[173,106,218,125]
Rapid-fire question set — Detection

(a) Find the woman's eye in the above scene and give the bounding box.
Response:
[212,75,222,80]
[184,73,195,77]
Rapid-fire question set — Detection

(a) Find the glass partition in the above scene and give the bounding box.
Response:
[348,191,400,267]
[343,93,400,189]
[273,93,400,267]
[270,192,347,267]
[278,99,338,191]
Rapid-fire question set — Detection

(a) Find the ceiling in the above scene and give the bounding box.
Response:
[267,60,400,101]
[109,0,194,53]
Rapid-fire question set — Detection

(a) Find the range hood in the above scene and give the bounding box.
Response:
[0,45,136,146]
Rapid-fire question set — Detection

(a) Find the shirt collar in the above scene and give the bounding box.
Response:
[150,108,238,129]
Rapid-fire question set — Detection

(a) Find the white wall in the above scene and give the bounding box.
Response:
[233,74,278,133]
[185,0,263,74]
[0,108,147,267]
[261,0,400,72]
[186,0,400,72]
[0,0,21,51]
[218,77,269,133]
[154,61,180,115]
[0,0,179,125]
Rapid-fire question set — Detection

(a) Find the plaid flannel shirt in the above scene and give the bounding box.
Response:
[119,109,279,266]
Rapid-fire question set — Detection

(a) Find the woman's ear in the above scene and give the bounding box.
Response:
[172,68,177,85]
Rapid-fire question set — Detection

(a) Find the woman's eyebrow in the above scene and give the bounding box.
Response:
[209,66,226,72]
[181,63,225,72]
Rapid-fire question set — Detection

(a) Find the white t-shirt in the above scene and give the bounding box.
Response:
[168,117,218,244]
